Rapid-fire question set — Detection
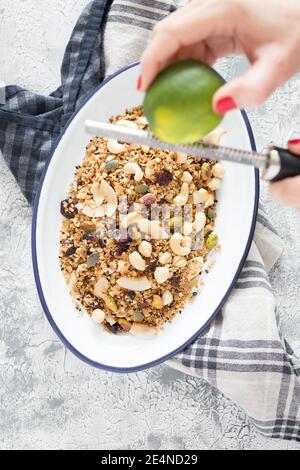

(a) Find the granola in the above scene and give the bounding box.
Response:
[59,106,225,335]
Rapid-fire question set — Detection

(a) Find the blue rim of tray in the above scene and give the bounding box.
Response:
[31,62,259,373]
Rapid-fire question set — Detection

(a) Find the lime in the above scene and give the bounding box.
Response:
[143,59,223,144]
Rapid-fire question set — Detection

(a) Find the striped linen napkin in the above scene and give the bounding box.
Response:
[0,0,300,442]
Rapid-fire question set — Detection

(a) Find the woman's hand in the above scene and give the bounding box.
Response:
[140,0,300,114]
[270,140,300,210]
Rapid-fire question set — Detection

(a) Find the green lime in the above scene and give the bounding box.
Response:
[143,59,223,144]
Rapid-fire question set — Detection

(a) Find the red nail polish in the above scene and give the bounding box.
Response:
[137,74,142,91]
[215,97,237,115]
[288,138,300,145]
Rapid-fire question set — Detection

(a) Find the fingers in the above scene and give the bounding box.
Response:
[213,56,286,113]
[269,140,300,209]
[141,2,234,91]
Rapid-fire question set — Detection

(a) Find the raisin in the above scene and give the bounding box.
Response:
[83,233,98,243]
[113,229,131,244]
[99,239,106,248]
[171,275,181,287]
[115,244,129,257]
[65,246,76,257]
[137,300,149,309]
[60,199,78,219]
[145,261,157,273]
[156,170,173,186]
[158,198,168,205]
[104,322,123,335]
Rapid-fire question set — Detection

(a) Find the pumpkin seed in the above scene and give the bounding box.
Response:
[134,184,149,194]
[104,159,119,172]
[104,295,118,313]
[87,252,100,268]
[205,232,218,251]
[133,309,144,322]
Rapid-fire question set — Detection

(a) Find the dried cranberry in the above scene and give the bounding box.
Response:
[104,322,123,335]
[83,233,98,243]
[113,229,131,244]
[65,246,76,257]
[158,198,168,206]
[98,239,106,248]
[137,300,149,309]
[115,244,129,257]
[60,199,78,219]
[171,275,181,287]
[145,261,157,273]
[156,170,173,186]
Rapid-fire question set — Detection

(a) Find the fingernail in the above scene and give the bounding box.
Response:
[137,74,142,91]
[288,138,300,145]
[215,97,237,115]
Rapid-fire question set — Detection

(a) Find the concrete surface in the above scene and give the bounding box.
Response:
[0,0,300,450]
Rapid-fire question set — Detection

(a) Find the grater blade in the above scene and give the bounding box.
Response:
[85,120,267,169]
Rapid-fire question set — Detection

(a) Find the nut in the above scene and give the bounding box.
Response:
[117,276,152,291]
[170,233,191,256]
[208,177,221,191]
[187,256,204,278]
[152,294,164,309]
[205,193,215,208]
[176,152,188,164]
[194,211,206,232]
[104,159,119,172]
[93,276,109,297]
[173,182,189,206]
[201,162,212,181]
[81,205,105,218]
[129,251,146,271]
[92,309,105,324]
[154,266,169,284]
[193,188,209,205]
[124,162,143,182]
[138,219,168,240]
[202,128,227,145]
[162,290,173,306]
[182,171,193,183]
[107,138,126,154]
[182,221,193,236]
[121,211,142,228]
[173,256,187,268]
[104,295,118,313]
[138,240,152,258]
[212,163,225,178]
[159,252,172,265]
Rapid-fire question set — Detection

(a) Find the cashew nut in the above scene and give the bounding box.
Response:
[173,183,189,206]
[173,256,187,268]
[162,290,173,306]
[212,163,225,178]
[176,152,188,164]
[154,266,169,284]
[94,276,109,298]
[183,221,193,236]
[194,212,206,232]
[187,256,204,278]
[107,138,126,154]
[124,162,144,182]
[138,219,168,240]
[182,171,193,183]
[121,211,142,228]
[159,252,172,265]
[208,177,221,191]
[170,233,191,256]
[99,180,118,216]
[202,128,227,145]
[91,309,105,324]
[129,251,146,271]
[138,240,152,258]
[193,188,209,205]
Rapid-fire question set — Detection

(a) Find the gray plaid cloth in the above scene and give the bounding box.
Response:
[1,0,300,443]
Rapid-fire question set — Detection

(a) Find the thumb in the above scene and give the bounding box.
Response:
[213,58,283,114]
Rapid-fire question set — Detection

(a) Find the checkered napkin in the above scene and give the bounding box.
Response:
[1,0,300,442]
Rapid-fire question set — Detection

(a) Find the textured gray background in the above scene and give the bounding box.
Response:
[1,0,300,450]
